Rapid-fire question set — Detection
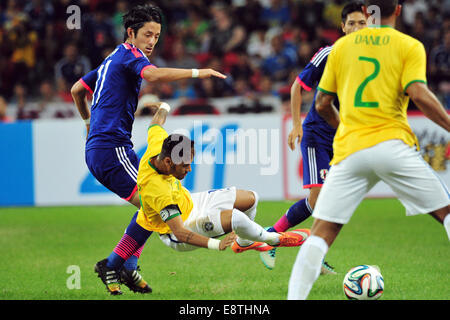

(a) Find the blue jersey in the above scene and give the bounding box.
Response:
[81,43,155,151]
[297,46,338,146]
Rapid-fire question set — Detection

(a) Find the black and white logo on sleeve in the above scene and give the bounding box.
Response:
[159,205,181,222]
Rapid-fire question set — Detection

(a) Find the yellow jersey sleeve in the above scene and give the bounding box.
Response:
[318,45,338,95]
[402,41,427,93]
[146,124,168,158]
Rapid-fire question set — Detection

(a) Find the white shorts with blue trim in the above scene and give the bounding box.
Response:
[159,187,237,251]
[312,140,450,225]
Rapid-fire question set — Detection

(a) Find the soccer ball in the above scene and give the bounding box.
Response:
[343,265,384,300]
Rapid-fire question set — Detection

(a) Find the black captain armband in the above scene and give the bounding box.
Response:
[160,205,181,222]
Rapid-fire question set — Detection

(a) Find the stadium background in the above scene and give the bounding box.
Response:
[0,0,449,207]
[0,0,450,303]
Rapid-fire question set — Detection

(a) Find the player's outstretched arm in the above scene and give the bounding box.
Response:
[288,80,304,151]
[150,102,170,126]
[407,82,450,132]
[142,67,226,83]
[165,214,235,251]
[315,90,340,129]
[71,80,91,135]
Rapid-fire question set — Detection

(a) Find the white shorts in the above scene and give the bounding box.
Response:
[159,187,237,251]
[313,140,450,224]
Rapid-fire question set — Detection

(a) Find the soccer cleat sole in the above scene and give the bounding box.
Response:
[259,247,277,270]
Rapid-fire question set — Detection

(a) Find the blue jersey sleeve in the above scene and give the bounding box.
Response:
[123,48,155,79]
[80,68,98,94]
[297,46,332,91]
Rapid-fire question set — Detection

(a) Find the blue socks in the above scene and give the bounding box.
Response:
[106,211,152,271]
[286,198,313,226]
[268,198,313,232]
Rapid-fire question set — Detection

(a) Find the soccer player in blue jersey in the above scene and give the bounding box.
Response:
[260,2,367,271]
[70,4,226,294]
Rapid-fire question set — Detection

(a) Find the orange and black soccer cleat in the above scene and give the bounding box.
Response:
[275,229,310,247]
[231,241,274,253]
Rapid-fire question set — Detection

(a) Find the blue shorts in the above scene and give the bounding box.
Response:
[300,138,333,189]
[85,146,139,200]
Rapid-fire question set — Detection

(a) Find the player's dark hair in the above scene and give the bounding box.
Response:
[122,4,162,41]
[342,1,364,23]
[364,0,398,18]
[159,134,195,165]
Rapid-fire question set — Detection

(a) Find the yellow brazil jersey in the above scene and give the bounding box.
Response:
[318,26,426,165]
[135,124,193,234]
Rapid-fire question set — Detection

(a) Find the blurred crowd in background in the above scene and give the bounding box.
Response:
[1,0,450,121]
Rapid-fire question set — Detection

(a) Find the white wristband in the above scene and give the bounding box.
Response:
[191,68,199,78]
[207,238,220,250]
[159,102,171,112]
[83,118,90,125]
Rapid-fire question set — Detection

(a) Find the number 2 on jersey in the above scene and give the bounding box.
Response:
[354,56,380,108]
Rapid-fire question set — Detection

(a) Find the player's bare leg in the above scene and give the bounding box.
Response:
[128,192,141,209]
[220,210,233,233]
[310,218,343,247]
[234,189,256,212]
[307,187,321,210]
[428,205,450,223]
[220,188,258,232]
[429,205,450,241]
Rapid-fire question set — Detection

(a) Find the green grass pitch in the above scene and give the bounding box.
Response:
[0,199,448,300]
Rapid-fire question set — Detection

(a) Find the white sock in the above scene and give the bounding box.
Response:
[444,214,450,242]
[231,209,279,246]
[287,235,328,300]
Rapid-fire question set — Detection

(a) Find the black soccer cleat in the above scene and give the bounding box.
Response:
[119,266,152,294]
[94,258,123,295]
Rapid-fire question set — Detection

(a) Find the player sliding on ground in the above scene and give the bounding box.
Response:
[260,1,367,273]
[94,104,309,295]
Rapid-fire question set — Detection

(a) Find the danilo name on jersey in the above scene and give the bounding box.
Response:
[355,34,390,46]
